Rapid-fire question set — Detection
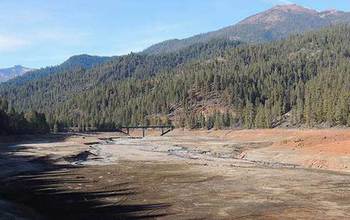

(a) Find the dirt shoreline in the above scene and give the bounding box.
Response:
[2,129,350,219]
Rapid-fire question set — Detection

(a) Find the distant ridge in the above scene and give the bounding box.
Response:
[2,54,112,86]
[0,65,34,82]
[143,4,350,55]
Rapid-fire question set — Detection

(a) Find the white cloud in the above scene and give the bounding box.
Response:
[0,35,29,52]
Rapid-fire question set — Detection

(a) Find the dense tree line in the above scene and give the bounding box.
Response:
[0,99,49,135]
[0,39,241,130]
[1,25,350,130]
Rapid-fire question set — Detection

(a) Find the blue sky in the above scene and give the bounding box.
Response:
[1,0,350,68]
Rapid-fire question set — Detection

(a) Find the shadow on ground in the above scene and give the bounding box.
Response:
[0,135,171,220]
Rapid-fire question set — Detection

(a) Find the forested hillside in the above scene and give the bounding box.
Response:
[1,25,350,130]
[52,25,350,129]
[0,99,49,135]
[0,39,240,129]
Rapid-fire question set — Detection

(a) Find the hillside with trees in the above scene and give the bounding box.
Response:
[52,25,350,130]
[1,25,350,131]
[0,99,49,135]
[0,39,241,129]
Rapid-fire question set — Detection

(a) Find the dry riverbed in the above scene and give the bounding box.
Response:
[1,129,350,219]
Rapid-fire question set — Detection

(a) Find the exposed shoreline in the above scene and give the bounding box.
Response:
[2,129,350,219]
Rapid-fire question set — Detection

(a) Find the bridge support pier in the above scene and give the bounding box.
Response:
[120,125,175,138]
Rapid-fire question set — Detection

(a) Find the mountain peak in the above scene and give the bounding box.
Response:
[0,65,34,83]
[271,4,317,14]
[239,4,318,26]
[143,4,350,55]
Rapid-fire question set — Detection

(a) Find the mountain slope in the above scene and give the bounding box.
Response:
[2,54,112,86]
[2,25,350,129]
[58,25,350,129]
[143,4,350,55]
[0,65,34,82]
[0,39,241,127]
[5,4,348,86]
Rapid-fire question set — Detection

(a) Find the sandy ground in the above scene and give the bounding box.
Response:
[1,129,350,219]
